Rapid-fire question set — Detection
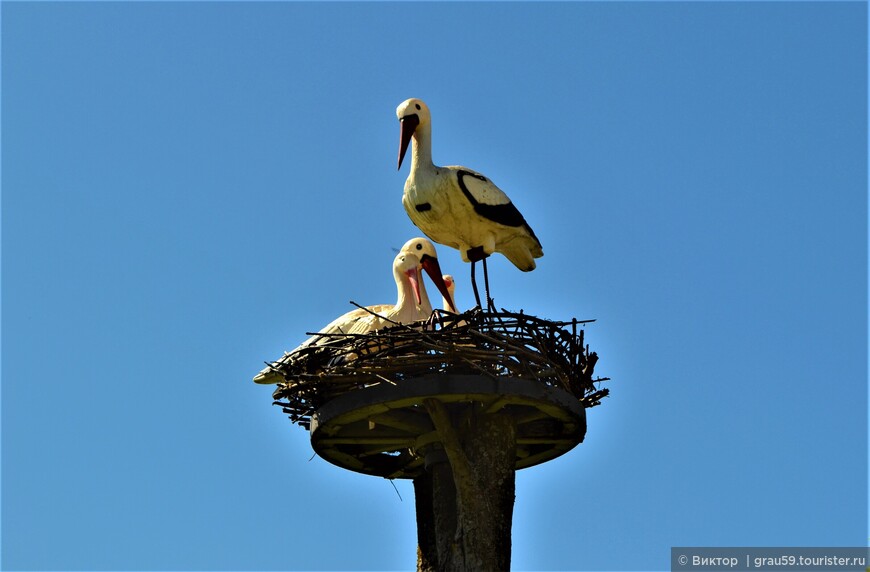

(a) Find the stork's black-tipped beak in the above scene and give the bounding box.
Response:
[397,113,420,170]
[420,254,456,313]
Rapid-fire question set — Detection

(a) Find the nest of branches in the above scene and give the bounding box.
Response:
[268,307,610,428]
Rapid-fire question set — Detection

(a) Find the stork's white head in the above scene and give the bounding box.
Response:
[393,251,422,305]
[399,236,456,313]
[396,98,431,170]
[400,236,438,262]
[396,98,431,124]
[443,274,455,295]
[442,274,456,313]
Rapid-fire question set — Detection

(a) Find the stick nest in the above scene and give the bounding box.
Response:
[268,308,610,428]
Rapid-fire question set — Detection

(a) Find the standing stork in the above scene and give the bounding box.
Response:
[396,98,543,310]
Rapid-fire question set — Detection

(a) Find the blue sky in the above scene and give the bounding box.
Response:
[2,2,867,571]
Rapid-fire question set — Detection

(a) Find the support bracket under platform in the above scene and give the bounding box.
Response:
[309,374,586,479]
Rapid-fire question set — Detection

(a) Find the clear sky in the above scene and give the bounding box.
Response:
[2,2,867,571]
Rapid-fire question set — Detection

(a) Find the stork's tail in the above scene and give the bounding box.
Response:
[500,236,543,272]
[252,352,293,384]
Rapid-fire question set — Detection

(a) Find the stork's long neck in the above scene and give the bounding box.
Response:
[443,289,455,313]
[411,123,435,172]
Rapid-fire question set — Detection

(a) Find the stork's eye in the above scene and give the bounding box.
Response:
[416,243,423,250]
[415,103,421,110]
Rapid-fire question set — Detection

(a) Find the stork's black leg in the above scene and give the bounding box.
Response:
[470,260,483,310]
[482,257,495,312]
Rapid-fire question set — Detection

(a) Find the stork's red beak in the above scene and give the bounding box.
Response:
[406,267,422,305]
[397,113,420,170]
[420,255,456,312]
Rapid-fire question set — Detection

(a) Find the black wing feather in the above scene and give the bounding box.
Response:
[456,169,541,245]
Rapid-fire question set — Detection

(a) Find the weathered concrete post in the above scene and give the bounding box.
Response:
[414,400,516,571]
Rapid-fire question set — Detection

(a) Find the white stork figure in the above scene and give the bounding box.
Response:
[396,97,543,310]
[253,240,452,384]
[441,274,456,313]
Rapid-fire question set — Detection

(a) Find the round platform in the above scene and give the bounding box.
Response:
[309,374,587,479]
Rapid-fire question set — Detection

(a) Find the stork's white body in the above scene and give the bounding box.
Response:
[397,98,543,271]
